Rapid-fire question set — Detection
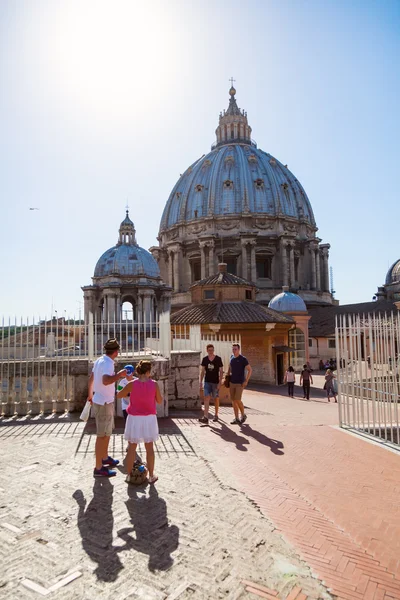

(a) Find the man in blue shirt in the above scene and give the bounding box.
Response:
[228,343,252,425]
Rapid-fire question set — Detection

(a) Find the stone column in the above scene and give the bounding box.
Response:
[241,241,248,280]
[200,243,206,280]
[250,241,257,282]
[310,244,317,290]
[321,247,330,292]
[173,250,180,292]
[103,294,109,322]
[281,240,289,287]
[289,244,295,287]
[116,295,121,324]
[316,250,321,291]
[206,241,216,276]
[167,250,173,289]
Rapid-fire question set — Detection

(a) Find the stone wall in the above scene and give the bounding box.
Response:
[168,351,202,410]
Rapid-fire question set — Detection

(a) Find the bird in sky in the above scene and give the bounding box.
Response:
[29,207,39,210]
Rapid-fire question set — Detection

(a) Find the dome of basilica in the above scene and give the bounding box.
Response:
[94,244,160,278]
[94,210,160,279]
[385,259,400,285]
[152,85,333,309]
[160,142,315,230]
[268,288,307,313]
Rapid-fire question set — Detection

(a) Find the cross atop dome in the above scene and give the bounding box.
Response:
[214,82,253,148]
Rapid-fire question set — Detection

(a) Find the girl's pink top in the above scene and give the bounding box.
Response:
[127,379,157,416]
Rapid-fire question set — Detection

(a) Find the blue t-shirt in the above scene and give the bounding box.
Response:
[230,354,249,384]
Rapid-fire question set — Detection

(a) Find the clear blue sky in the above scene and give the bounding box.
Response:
[1,0,399,319]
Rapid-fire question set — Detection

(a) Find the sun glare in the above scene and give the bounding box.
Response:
[44,1,180,126]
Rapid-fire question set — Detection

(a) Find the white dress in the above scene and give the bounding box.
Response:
[124,379,159,444]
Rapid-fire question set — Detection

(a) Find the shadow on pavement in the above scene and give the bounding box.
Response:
[118,485,179,572]
[73,480,125,582]
[209,421,250,451]
[240,423,285,455]
[209,421,284,455]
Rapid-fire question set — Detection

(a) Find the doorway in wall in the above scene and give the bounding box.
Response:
[276,353,284,385]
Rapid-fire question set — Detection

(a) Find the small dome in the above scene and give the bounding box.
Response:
[385,260,400,285]
[268,289,307,313]
[94,244,160,278]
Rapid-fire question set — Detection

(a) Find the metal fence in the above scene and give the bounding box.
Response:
[335,312,400,447]
[0,314,170,417]
[171,324,240,370]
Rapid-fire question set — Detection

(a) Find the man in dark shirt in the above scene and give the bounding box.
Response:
[300,364,313,400]
[199,344,223,424]
[228,343,252,425]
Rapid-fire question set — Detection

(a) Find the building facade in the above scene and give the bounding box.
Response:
[151,86,333,310]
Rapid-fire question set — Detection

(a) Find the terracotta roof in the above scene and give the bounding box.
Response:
[171,302,293,325]
[190,272,255,288]
[308,300,397,338]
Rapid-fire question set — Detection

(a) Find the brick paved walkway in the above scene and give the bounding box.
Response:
[0,412,330,600]
[184,384,400,600]
[0,383,399,599]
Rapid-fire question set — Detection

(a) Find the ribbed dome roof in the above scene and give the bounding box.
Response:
[385,260,400,285]
[268,289,307,313]
[160,144,315,231]
[160,87,315,232]
[94,210,160,279]
[94,244,160,278]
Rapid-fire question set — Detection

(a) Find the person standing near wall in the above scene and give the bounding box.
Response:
[199,344,223,424]
[87,338,127,478]
[228,343,252,425]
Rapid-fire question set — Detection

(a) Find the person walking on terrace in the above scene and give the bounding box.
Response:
[228,343,252,425]
[199,344,223,424]
[300,364,313,400]
[284,366,296,397]
[117,360,162,484]
[87,338,127,478]
[324,369,337,402]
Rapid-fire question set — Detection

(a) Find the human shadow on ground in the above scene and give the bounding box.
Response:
[73,480,126,582]
[239,423,285,455]
[209,421,284,456]
[117,485,179,572]
[209,421,250,451]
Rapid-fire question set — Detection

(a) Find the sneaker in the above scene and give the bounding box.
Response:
[212,415,219,422]
[94,466,116,478]
[230,418,240,425]
[198,416,209,424]
[102,456,120,467]
[240,414,247,424]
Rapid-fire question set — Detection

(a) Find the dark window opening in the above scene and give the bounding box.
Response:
[256,257,272,279]
[192,261,201,282]
[225,259,237,275]
[204,289,215,300]
[245,289,252,300]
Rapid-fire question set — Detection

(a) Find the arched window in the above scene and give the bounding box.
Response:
[288,328,306,371]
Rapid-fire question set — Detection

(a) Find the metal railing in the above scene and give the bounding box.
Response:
[335,312,400,447]
[0,313,170,417]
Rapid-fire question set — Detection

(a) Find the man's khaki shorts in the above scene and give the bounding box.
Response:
[230,383,244,402]
[93,402,115,437]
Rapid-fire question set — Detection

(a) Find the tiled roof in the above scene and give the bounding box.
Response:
[190,272,254,288]
[171,302,294,325]
[308,300,397,338]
